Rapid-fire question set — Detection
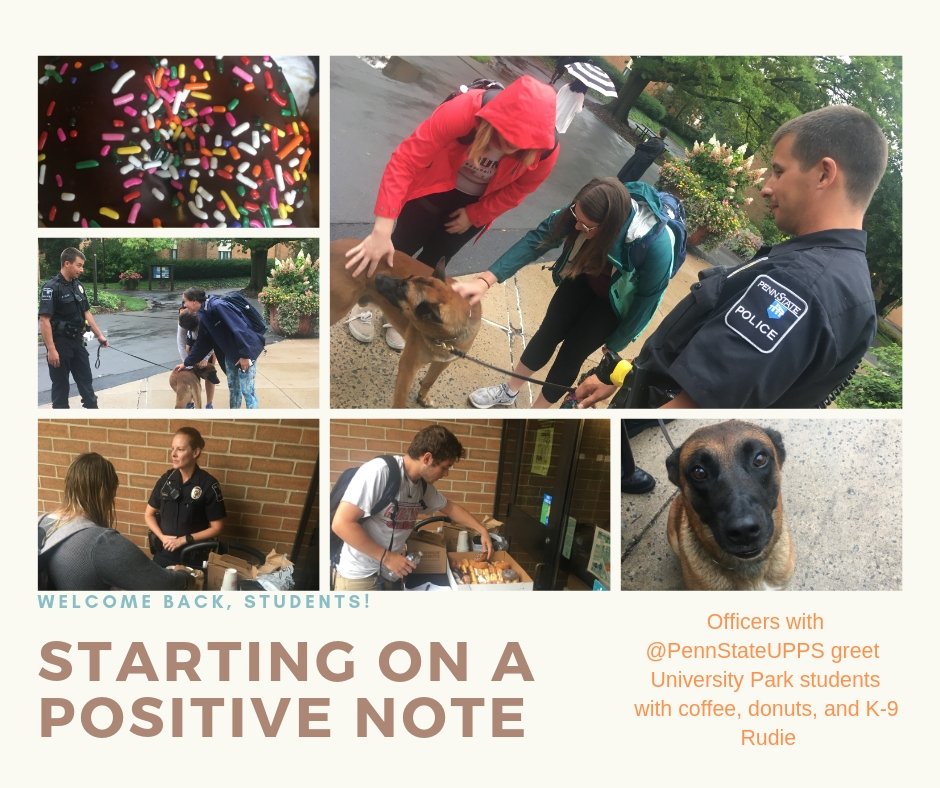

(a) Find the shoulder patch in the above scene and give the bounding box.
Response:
[211,483,224,502]
[725,274,808,353]
[41,287,54,301]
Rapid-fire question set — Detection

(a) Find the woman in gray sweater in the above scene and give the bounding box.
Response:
[39,453,194,591]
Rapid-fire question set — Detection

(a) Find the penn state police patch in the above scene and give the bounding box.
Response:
[725,275,807,353]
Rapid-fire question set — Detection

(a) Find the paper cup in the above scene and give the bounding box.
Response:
[220,567,238,591]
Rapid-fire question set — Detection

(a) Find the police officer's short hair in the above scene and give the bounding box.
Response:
[182,287,207,304]
[61,247,85,265]
[175,426,205,452]
[772,105,888,209]
[406,425,465,464]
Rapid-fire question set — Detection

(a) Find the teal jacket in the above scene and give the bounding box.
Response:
[488,181,674,352]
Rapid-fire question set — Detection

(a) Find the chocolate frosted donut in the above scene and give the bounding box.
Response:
[38,56,316,228]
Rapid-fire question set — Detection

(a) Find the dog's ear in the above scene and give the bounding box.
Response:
[666,447,681,486]
[432,257,447,282]
[764,428,786,467]
[415,300,444,324]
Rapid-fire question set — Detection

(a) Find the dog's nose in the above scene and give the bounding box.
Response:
[726,520,762,546]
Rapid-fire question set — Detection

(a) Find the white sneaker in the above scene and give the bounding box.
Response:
[343,304,374,343]
[384,324,405,351]
[469,382,518,408]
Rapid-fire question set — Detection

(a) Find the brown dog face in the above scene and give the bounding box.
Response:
[374,272,472,341]
[666,421,786,561]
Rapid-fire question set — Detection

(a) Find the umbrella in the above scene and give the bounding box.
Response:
[564,61,618,97]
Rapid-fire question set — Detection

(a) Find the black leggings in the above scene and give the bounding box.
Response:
[520,275,621,403]
[392,189,481,268]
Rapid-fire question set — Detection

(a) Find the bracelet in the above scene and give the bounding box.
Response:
[477,277,491,290]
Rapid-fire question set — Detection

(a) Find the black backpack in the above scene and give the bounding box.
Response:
[219,292,268,339]
[443,78,558,162]
[329,456,426,566]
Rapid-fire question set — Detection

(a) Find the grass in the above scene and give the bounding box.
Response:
[629,108,692,151]
[102,276,250,292]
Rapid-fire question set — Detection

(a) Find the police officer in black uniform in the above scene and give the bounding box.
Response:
[39,247,109,408]
[574,105,889,410]
[144,427,226,567]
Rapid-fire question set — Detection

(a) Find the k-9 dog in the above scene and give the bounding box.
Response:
[169,364,217,409]
[330,238,481,408]
[665,420,795,590]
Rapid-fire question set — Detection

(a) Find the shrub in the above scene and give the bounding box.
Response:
[259,253,320,336]
[635,91,667,122]
[726,227,763,259]
[834,344,902,409]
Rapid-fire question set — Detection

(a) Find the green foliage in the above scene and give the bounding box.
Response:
[258,252,320,336]
[81,238,177,281]
[834,344,902,409]
[635,91,666,122]
[726,227,763,259]
[38,238,83,279]
[757,214,791,247]
[658,137,765,249]
[164,258,252,280]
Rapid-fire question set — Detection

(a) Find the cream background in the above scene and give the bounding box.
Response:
[8,3,932,785]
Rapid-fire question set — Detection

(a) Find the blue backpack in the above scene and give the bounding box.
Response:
[626,185,688,279]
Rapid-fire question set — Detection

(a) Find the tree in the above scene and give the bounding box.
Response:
[232,238,295,294]
[38,238,83,280]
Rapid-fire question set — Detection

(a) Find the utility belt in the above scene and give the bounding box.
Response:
[52,320,85,340]
[610,362,681,409]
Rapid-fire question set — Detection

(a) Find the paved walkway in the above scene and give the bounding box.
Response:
[40,338,319,410]
[329,251,712,409]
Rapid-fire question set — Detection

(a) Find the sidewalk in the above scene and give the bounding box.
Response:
[41,338,319,410]
[329,252,712,409]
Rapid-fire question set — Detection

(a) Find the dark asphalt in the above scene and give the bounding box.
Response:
[37,289,278,406]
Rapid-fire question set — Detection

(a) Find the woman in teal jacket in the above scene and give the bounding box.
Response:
[455,177,674,408]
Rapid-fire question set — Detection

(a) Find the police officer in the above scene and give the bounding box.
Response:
[144,427,226,567]
[575,104,889,410]
[39,247,109,408]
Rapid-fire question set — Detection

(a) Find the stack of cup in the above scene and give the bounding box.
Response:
[455,530,470,552]
[220,567,238,591]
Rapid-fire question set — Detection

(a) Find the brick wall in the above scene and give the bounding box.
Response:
[38,419,319,558]
[330,419,503,520]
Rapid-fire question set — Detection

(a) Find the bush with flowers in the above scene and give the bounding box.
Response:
[658,136,766,250]
[259,253,319,337]
[118,270,142,282]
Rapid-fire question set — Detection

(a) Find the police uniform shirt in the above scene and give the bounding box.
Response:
[148,465,226,539]
[38,273,90,336]
[636,230,876,408]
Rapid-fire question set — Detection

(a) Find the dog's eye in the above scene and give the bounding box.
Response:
[689,465,708,481]
[753,451,769,468]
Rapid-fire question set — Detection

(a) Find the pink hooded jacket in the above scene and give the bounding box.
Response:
[373,75,559,229]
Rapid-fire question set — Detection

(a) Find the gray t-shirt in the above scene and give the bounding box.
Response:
[336,456,447,579]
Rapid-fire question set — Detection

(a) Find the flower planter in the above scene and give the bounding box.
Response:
[269,308,318,338]
[123,279,139,291]
[687,226,714,248]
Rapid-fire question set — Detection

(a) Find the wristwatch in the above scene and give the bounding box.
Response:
[185,534,194,545]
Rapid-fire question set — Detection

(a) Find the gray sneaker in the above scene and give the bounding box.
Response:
[343,304,374,343]
[469,382,518,408]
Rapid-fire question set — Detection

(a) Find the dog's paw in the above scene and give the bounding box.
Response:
[416,392,436,408]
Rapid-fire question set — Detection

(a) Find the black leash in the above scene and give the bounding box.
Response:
[445,346,576,395]
[95,344,178,372]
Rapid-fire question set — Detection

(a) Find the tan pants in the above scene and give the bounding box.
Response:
[332,572,400,591]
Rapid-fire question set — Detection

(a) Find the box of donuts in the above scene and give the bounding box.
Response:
[446,552,533,591]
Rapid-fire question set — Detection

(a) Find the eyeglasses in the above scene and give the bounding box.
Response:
[569,204,598,232]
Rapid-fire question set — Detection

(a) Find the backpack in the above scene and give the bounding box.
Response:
[219,292,268,339]
[443,79,559,162]
[626,186,688,278]
[329,456,426,566]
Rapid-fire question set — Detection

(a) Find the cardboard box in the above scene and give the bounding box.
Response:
[206,552,258,591]
[406,530,448,574]
[446,551,533,591]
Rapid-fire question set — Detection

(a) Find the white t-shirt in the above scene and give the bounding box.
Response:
[336,456,447,579]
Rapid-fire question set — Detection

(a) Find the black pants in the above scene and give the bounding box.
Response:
[621,421,637,479]
[392,189,481,268]
[49,337,97,409]
[520,275,621,403]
